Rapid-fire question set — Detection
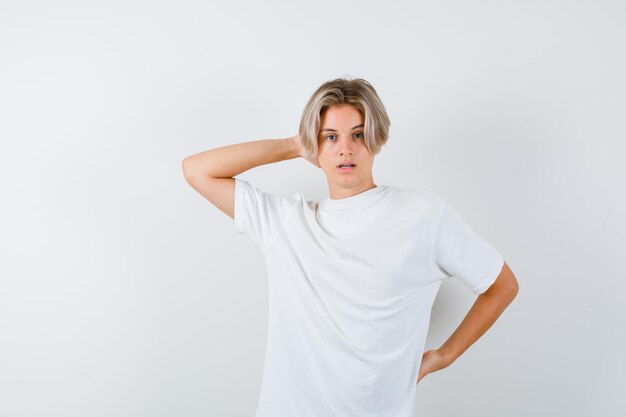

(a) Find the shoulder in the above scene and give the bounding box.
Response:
[383,184,445,211]
[234,177,301,222]
[235,178,301,202]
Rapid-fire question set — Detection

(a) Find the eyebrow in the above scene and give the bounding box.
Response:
[320,124,364,132]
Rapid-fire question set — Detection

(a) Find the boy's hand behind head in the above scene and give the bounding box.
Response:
[292,134,320,168]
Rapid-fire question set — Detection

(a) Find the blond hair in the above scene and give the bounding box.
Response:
[298,77,390,157]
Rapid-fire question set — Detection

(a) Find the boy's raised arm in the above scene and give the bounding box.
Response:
[181,136,301,219]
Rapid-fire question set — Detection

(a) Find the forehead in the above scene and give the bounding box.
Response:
[320,105,363,130]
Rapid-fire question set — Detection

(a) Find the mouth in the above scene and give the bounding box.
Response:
[337,163,356,173]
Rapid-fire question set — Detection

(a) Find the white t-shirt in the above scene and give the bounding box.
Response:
[233,178,504,417]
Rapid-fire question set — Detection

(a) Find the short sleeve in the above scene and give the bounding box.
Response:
[433,201,505,294]
[233,178,299,254]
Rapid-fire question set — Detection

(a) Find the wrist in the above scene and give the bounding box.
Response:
[286,135,301,159]
[437,345,458,367]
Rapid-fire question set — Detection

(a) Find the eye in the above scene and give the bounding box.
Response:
[324,132,364,141]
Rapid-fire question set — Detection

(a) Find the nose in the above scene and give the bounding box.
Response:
[338,136,355,155]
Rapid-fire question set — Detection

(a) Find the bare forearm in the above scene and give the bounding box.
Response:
[182,136,300,179]
[438,268,518,365]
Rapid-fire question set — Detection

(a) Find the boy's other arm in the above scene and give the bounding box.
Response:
[438,261,519,364]
[417,261,519,384]
[181,136,301,219]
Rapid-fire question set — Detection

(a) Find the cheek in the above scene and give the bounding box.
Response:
[317,149,331,167]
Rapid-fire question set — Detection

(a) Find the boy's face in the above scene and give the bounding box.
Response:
[317,104,376,198]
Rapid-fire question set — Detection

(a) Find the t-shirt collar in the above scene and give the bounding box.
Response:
[319,185,388,212]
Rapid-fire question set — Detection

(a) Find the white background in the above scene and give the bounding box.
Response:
[1,1,624,416]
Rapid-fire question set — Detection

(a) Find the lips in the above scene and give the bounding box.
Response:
[337,163,356,173]
[337,162,357,168]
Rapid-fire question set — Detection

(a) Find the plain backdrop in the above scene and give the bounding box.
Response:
[1,1,625,416]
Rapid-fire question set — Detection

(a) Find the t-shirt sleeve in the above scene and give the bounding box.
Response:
[433,200,505,295]
[233,177,298,254]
